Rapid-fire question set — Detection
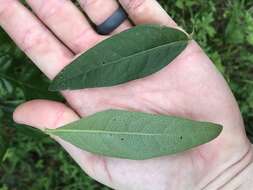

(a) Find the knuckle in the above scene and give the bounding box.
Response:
[126,0,147,13]
[22,26,49,52]
[71,28,101,53]
[38,0,66,19]
[80,0,101,8]
[0,0,15,19]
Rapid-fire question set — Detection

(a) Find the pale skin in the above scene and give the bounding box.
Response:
[0,0,252,189]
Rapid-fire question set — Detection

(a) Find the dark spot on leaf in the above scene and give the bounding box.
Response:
[180,136,183,140]
[121,138,124,141]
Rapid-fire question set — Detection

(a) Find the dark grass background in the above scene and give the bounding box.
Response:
[0,0,253,189]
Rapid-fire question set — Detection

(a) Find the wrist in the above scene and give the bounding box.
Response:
[229,149,253,190]
[220,145,253,190]
[200,145,253,190]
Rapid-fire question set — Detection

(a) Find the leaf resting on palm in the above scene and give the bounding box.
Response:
[49,24,189,91]
[45,110,222,160]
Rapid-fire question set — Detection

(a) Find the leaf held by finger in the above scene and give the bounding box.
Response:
[45,110,222,160]
[49,24,189,91]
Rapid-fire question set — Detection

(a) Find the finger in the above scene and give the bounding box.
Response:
[13,100,79,130]
[13,100,115,188]
[119,0,177,27]
[78,0,132,33]
[26,0,102,54]
[0,0,73,79]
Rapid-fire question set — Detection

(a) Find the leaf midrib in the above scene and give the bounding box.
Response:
[61,40,188,81]
[46,129,177,136]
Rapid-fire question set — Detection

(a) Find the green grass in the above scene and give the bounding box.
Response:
[0,0,253,189]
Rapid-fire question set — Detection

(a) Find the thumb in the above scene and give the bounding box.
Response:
[13,100,115,188]
[13,100,79,130]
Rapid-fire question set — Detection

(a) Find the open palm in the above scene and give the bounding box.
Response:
[1,0,252,189]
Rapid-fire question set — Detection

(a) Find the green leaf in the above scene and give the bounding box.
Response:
[46,110,222,160]
[0,125,7,164]
[50,24,189,91]
[15,124,48,140]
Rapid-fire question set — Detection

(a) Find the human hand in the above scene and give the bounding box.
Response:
[0,0,252,189]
